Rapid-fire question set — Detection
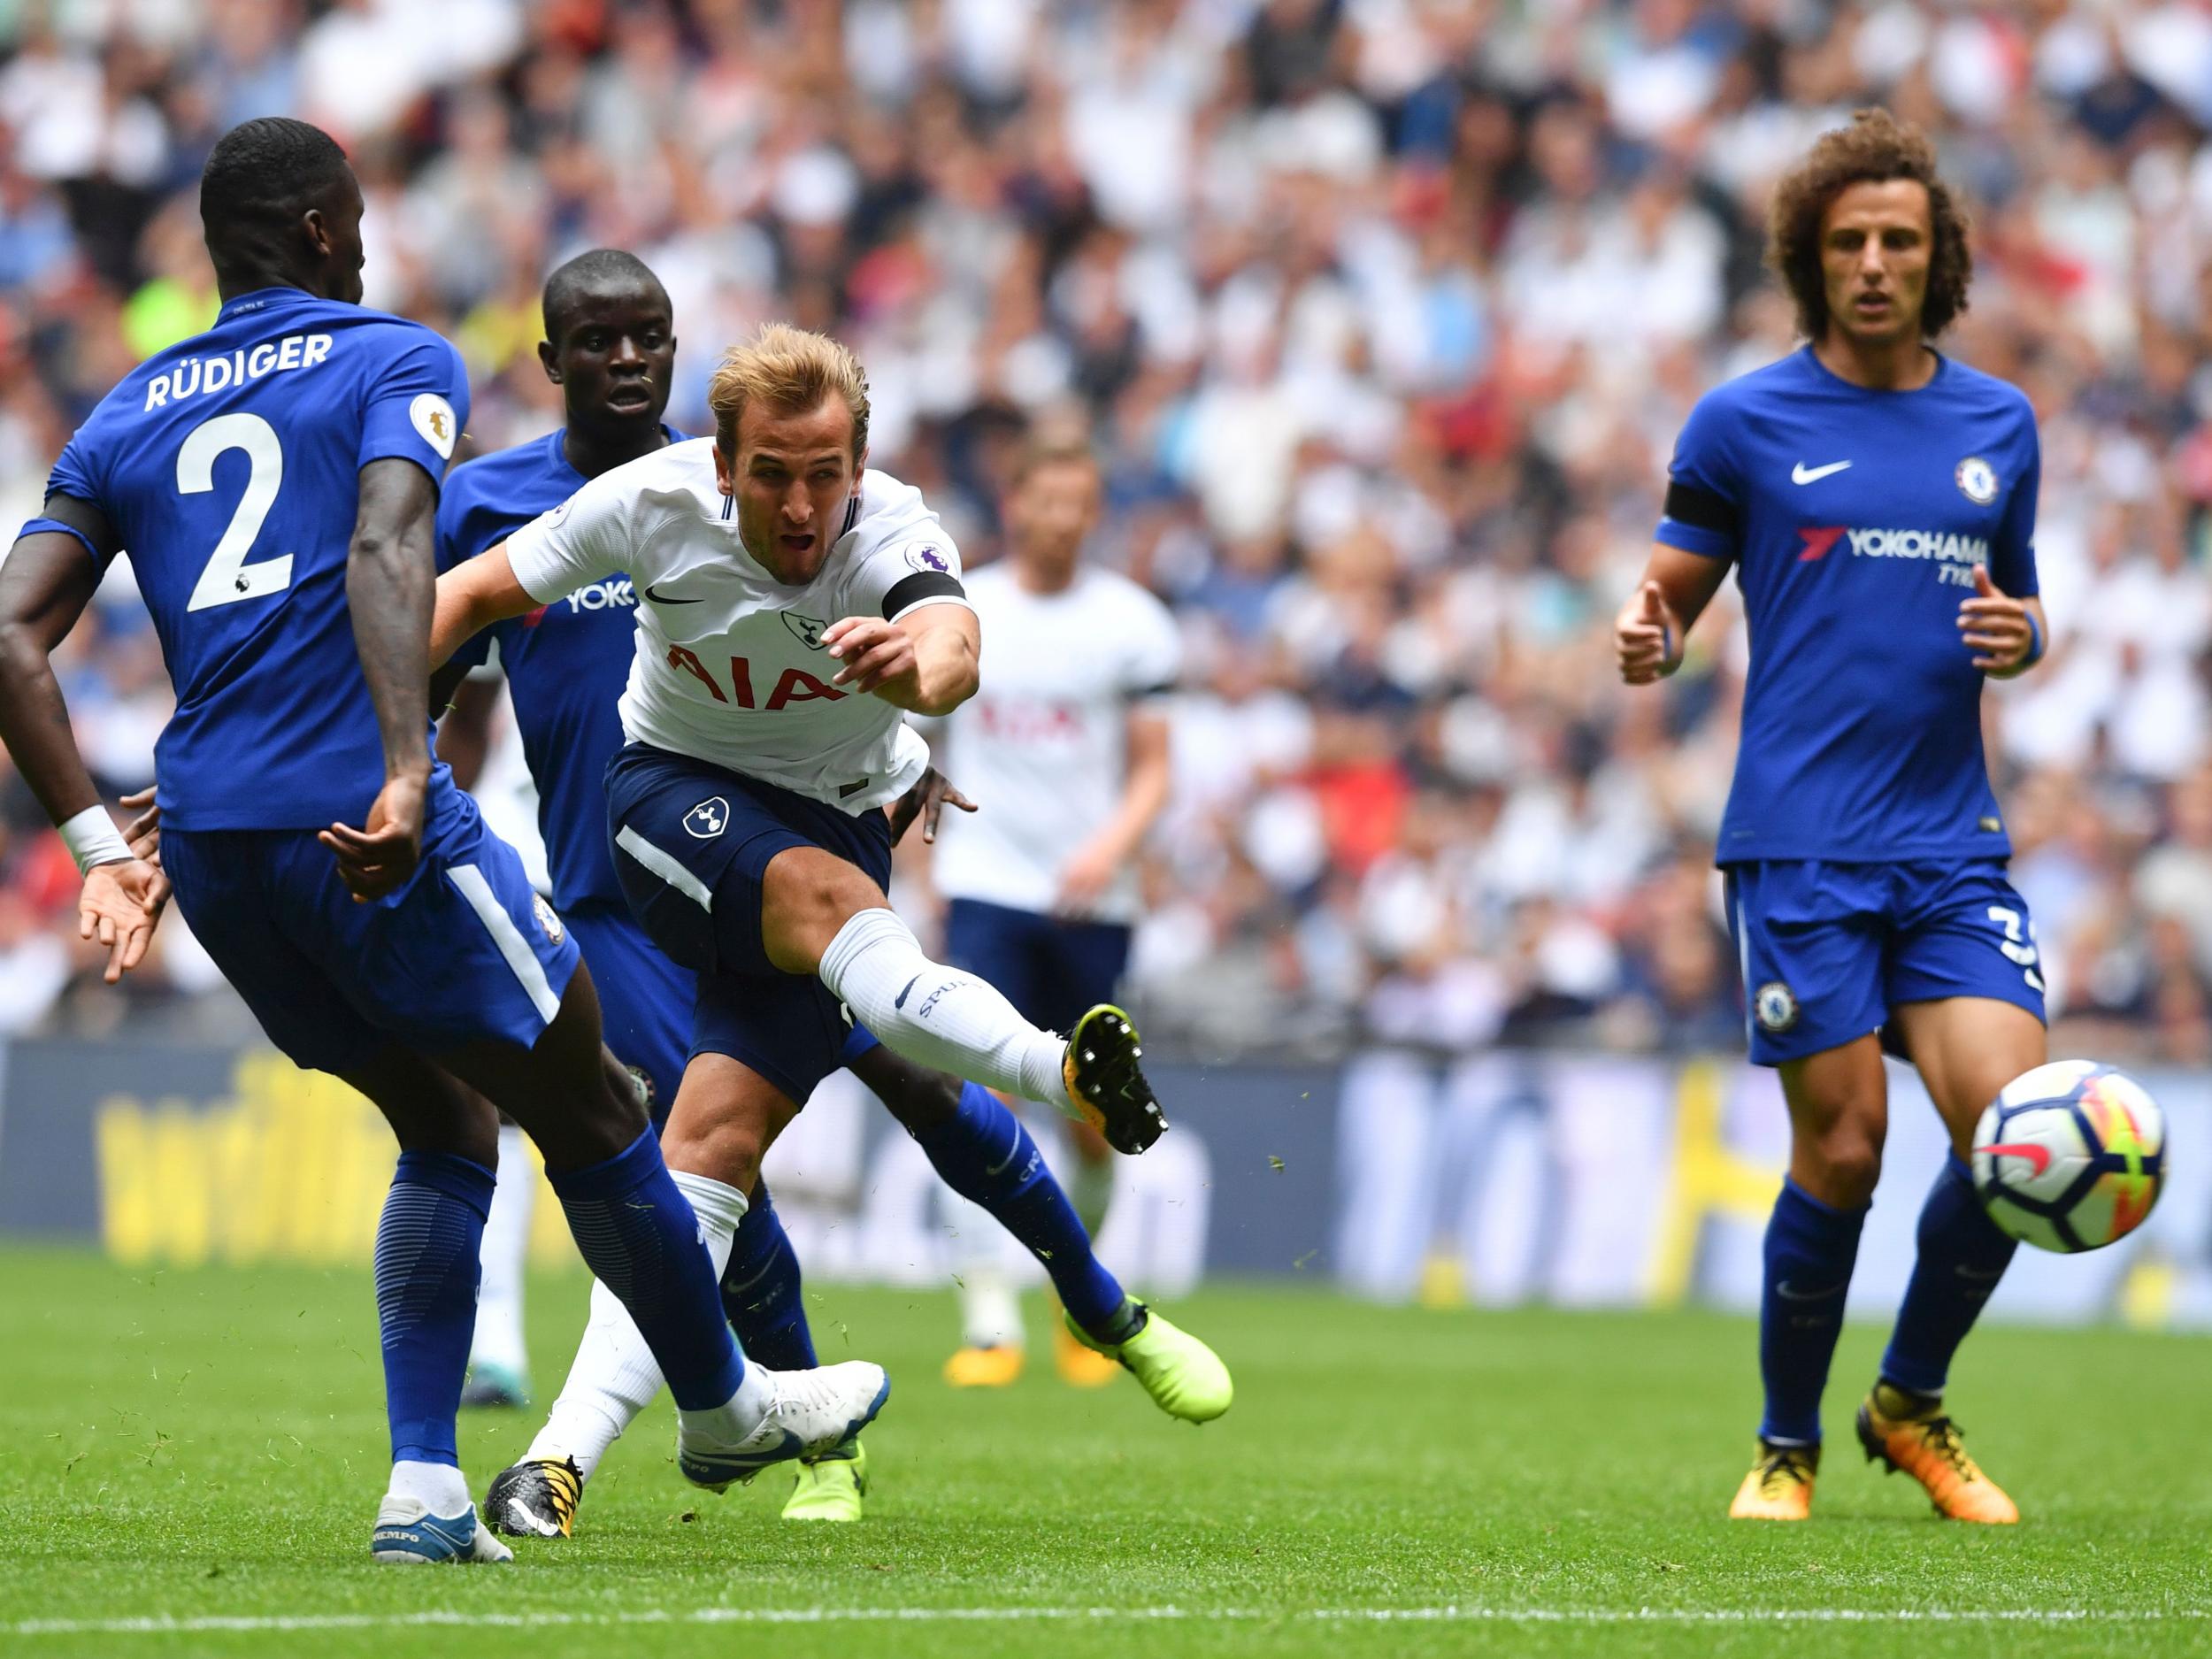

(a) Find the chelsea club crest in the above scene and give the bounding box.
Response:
[1955,456,1999,505]
[1755,981,1800,1033]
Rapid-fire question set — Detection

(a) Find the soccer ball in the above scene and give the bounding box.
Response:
[1970,1061,2166,1253]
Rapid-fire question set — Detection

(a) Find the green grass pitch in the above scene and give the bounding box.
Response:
[1,1243,2206,1659]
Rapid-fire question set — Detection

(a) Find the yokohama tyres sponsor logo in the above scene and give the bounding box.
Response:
[1798,526,1991,564]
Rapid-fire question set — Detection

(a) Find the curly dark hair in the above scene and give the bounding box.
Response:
[1767,108,1971,342]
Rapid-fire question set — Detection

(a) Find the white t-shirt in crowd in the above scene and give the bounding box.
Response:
[503,439,969,814]
[931,561,1180,923]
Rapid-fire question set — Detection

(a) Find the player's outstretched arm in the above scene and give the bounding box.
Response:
[324,457,441,901]
[429,542,538,671]
[1616,543,1732,685]
[0,505,168,979]
[824,603,980,717]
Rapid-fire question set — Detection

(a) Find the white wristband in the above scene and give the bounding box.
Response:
[58,804,133,876]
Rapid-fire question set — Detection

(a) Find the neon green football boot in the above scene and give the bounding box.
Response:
[780,1438,866,1522]
[1064,1302,1233,1423]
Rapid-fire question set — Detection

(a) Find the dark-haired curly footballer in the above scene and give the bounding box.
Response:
[1613,108,2053,1525]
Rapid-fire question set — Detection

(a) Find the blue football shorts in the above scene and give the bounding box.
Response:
[604,741,894,1110]
[943,896,1133,1036]
[1724,857,2047,1067]
[567,899,882,1120]
[162,777,578,1075]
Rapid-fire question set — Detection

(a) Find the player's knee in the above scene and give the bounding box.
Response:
[1802,1119,1884,1206]
[597,1048,649,1135]
[663,1116,766,1196]
[761,852,886,974]
[886,1065,964,1133]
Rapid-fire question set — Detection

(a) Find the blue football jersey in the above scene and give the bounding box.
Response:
[436,427,681,910]
[1655,348,2040,864]
[42,286,469,829]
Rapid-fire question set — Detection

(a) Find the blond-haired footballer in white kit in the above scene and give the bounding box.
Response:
[927,424,1180,1387]
[432,329,1228,1503]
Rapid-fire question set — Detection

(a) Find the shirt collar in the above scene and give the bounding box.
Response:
[215,286,322,325]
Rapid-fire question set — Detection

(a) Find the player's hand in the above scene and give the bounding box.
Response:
[114,787,173,920]
[1616,580,1681,685]
[888,765,978,846]
[824,617,921,702]
[1054,846,1117,916]
[119,786,162,865]
[319,768,428,902]
[1959,564,2032,673]
[1055,838,1120,917]
[79,857,165,984]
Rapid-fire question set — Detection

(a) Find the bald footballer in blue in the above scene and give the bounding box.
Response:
[1617,111,2050,1525]
[0,121,884,1563]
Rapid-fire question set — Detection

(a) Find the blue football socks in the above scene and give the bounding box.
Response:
[375,1150,495,1467]
[545,1129,747,1411]
[910,1082,1134,1340]
[720,1180,819,1371]
[1757,1177,1867,1445]
[1878,1154,2018,1398]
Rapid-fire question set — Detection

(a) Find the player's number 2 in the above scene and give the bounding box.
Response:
[179,412,292,613]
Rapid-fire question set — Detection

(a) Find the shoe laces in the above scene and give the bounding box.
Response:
[537,1458,582,1525]
[1909,1416,1982,1482]
[1754,1445,1816,1496]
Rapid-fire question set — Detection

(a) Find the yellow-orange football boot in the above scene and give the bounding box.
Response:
[1855,1384,2018,1524]
[1729,1439,1818,1520]
[942,1345,1025,1388]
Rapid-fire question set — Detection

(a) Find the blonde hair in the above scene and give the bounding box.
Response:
[708,322,872,458]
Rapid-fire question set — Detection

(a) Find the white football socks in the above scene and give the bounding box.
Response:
[818,909,1075,1115]
[527,1170,758,1480]
[387,1457,471,1515]
[470,1124,534,1379]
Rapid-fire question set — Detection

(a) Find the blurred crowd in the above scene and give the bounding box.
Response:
[5,0,2212,1064]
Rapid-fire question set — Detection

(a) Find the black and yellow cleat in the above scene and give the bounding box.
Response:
[1728,1438,1818,1520]
[482,1455,584,1540]
[1063,1005,1165,1155]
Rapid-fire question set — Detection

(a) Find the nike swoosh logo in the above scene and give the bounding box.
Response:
[1791,460,1852,485]
[644,584,700,604]
[1775,1280,1844,1302]
[895,974,919,1010]
[1984,1141,2051,1176]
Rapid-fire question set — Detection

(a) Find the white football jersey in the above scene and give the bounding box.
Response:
[931,562,1180,922]
[503,440,968,814]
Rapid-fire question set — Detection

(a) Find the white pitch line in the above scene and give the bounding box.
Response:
[9,1605,2210,1637]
